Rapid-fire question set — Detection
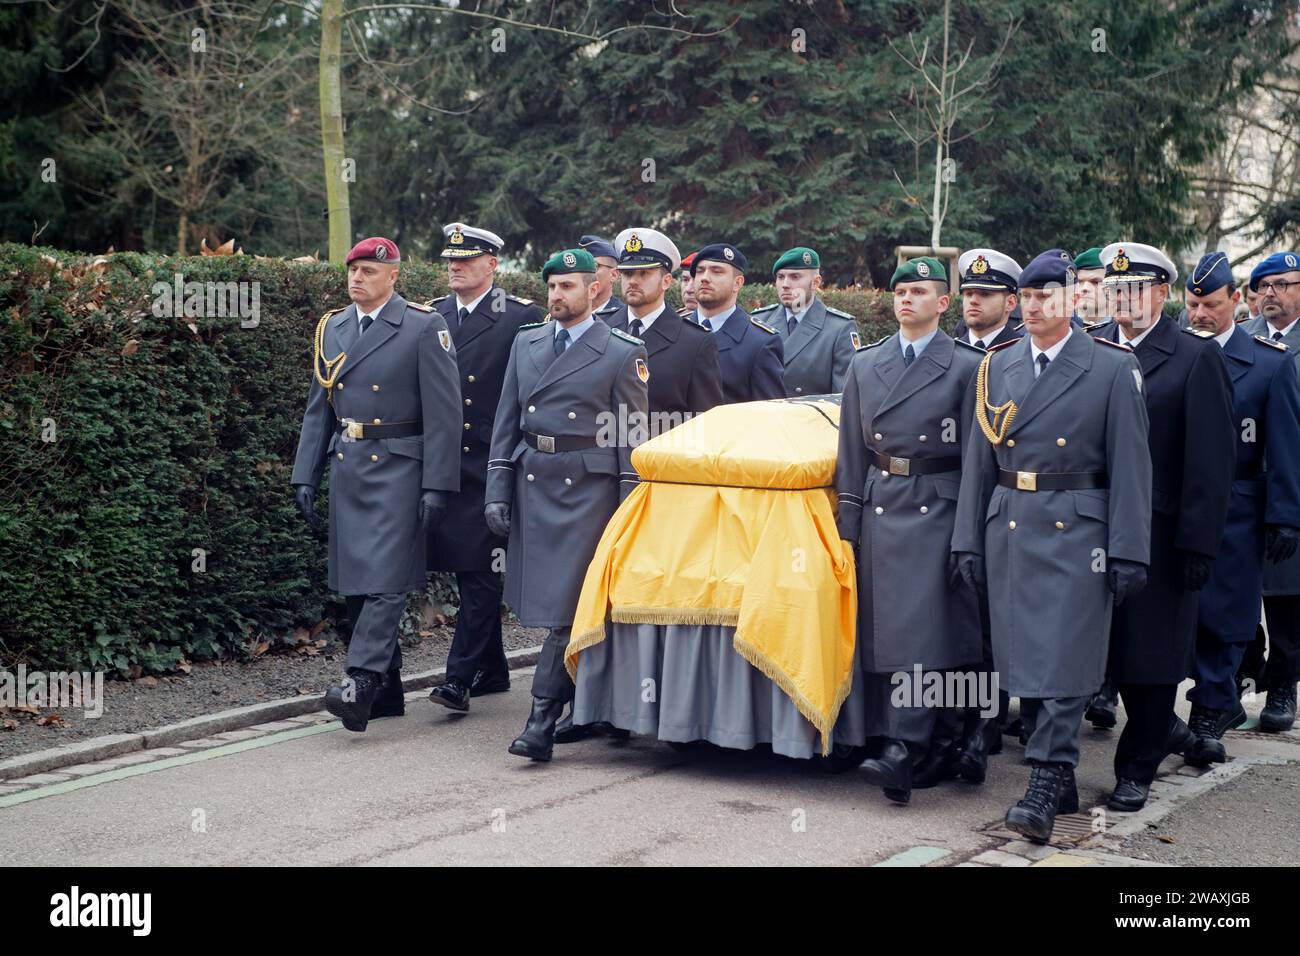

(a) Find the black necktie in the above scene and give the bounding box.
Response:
[1274,330,1284,342]
[787,314,798,336]
[1037,353,1050,377]
[554,328,569,356]
[904,344,915,367]
[629,318,644,339]
[359,313,374,335]
[455,306,468,333]
[974,339,986,350]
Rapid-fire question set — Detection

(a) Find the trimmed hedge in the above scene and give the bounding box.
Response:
[0,243,935,672]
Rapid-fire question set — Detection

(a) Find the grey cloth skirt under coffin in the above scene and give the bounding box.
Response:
[571,622,872,759]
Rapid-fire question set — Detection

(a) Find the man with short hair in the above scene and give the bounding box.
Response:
[1184,252,1300,761]
[426,222,543,713]
[952,248,1023,350]
[751,246,858,396]
[837,256,984,805]
[678,251,700,315]
[689,243,785,403]
[489,249,649,762]
[1236,252,1300,732]
[1088,243,1235,811]
[291,237,462,732]
[1072,246,1107,327]
[953,249,1152,843]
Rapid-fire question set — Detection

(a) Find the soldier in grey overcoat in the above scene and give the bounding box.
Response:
[291,237,462,732]
[953,249,1152,843]
[485,249,649,762]
[835,256,983,805]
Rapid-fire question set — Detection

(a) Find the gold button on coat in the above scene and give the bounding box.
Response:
[1057,438,1067,447]
[1056,521,1066,530]
[336,452,343,460]
[371,385,379,392]
[1006,439,1015,447]
[370,454,378,461]
[1009,520,1017,529]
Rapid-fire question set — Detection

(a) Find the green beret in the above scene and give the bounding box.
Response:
[1074,246,1104,271]
[772,246,820,274]
[889,256,947,290]
[542,248,597,281]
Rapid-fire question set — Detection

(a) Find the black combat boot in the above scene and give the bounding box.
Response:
[324,668,385,732]
[553,706,594,744]
[1184,701,1247,768]
[369,669,405,719]
[1166,714,1196,756]
[1259,685,1297,733]
[508,697,566,761]
[1005,761,1067,844]
[861,739,914,805]
[956,716,1003,784]
[1107,778,1150,812]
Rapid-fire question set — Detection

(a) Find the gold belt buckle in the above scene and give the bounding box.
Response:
[537,435,555,453]
[345,420,365,440]
[1016,470,1038,492]
[888,456,910,477]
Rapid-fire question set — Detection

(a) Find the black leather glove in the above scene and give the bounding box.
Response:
[1108,559,1147,605]
[1265,525,1300,563]
[484,502,511,539]
[955,552,985,600]
[946,551,962,590]
[418,490,449,534]
[1180,551,1212,592]
[294,484,322,530]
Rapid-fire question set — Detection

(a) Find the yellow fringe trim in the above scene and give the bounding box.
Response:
[611,606,740,627]
[732,630,853,758]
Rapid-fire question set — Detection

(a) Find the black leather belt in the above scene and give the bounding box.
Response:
[998,469,1107,492]
[871,451,961,477]
[338,419,421,440]
[525,432,599,454]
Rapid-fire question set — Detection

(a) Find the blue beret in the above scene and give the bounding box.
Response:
[691,243,748,275]
[1186,252,1234,296]
[1019,249,1076,289]
[1250,251,1300,291]
[579,235,618,260]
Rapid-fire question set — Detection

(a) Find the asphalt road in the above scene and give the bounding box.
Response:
[1,669,1296,866]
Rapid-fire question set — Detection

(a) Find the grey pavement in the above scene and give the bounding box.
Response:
[1,669,1296,866]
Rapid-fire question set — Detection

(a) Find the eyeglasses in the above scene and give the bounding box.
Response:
[1257,279,1299,294]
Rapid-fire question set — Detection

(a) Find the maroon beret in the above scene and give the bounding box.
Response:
[346,237,401,265]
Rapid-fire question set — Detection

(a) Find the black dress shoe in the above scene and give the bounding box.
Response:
[369,669,405,719]
[913,735,961,789]
[1085,681,1118,730]
[1107,777,1149,812]
[469,669,511,697]
[956,717,1002,784]
[324,668,384,732]
[508,697,566,761]
[1005,761,1067,844]
[553,708,594,744]
[1260,685,1297,733]
[861,739,913,804]
[1185,701,1247,767]
[1166,715,1195,756]
[428,678,470,713]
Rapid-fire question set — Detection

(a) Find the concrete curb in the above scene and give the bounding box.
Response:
[0,644,542,782]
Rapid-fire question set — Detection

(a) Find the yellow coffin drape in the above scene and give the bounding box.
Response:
[565,398,857,754]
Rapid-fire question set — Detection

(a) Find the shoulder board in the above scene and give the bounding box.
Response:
[1093,336,1132,351]
[429,294,450,305]
[953,338,985,354]
[1013,321,1025,332]
[677,307,693,318]
[750,303,779,314]
[1256,334,1289,351]
[986,338,1019,354]
[1183,327,1215,339]
[407,301,433,313]
[506,294,534,306]
[825,306,856,320]
[517,320,549,333]
[1081,320,1112,334]
[860,335,890,351]
[749,317,778,334]
[679,315,708,332]
[610,327,643,345]
[321,306,346,319]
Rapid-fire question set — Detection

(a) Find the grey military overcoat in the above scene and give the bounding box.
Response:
[485,320,649,627]
[835,330,983,672]
[754,297,858,397]
[291,294,462,595]
[952,331,1152,697]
